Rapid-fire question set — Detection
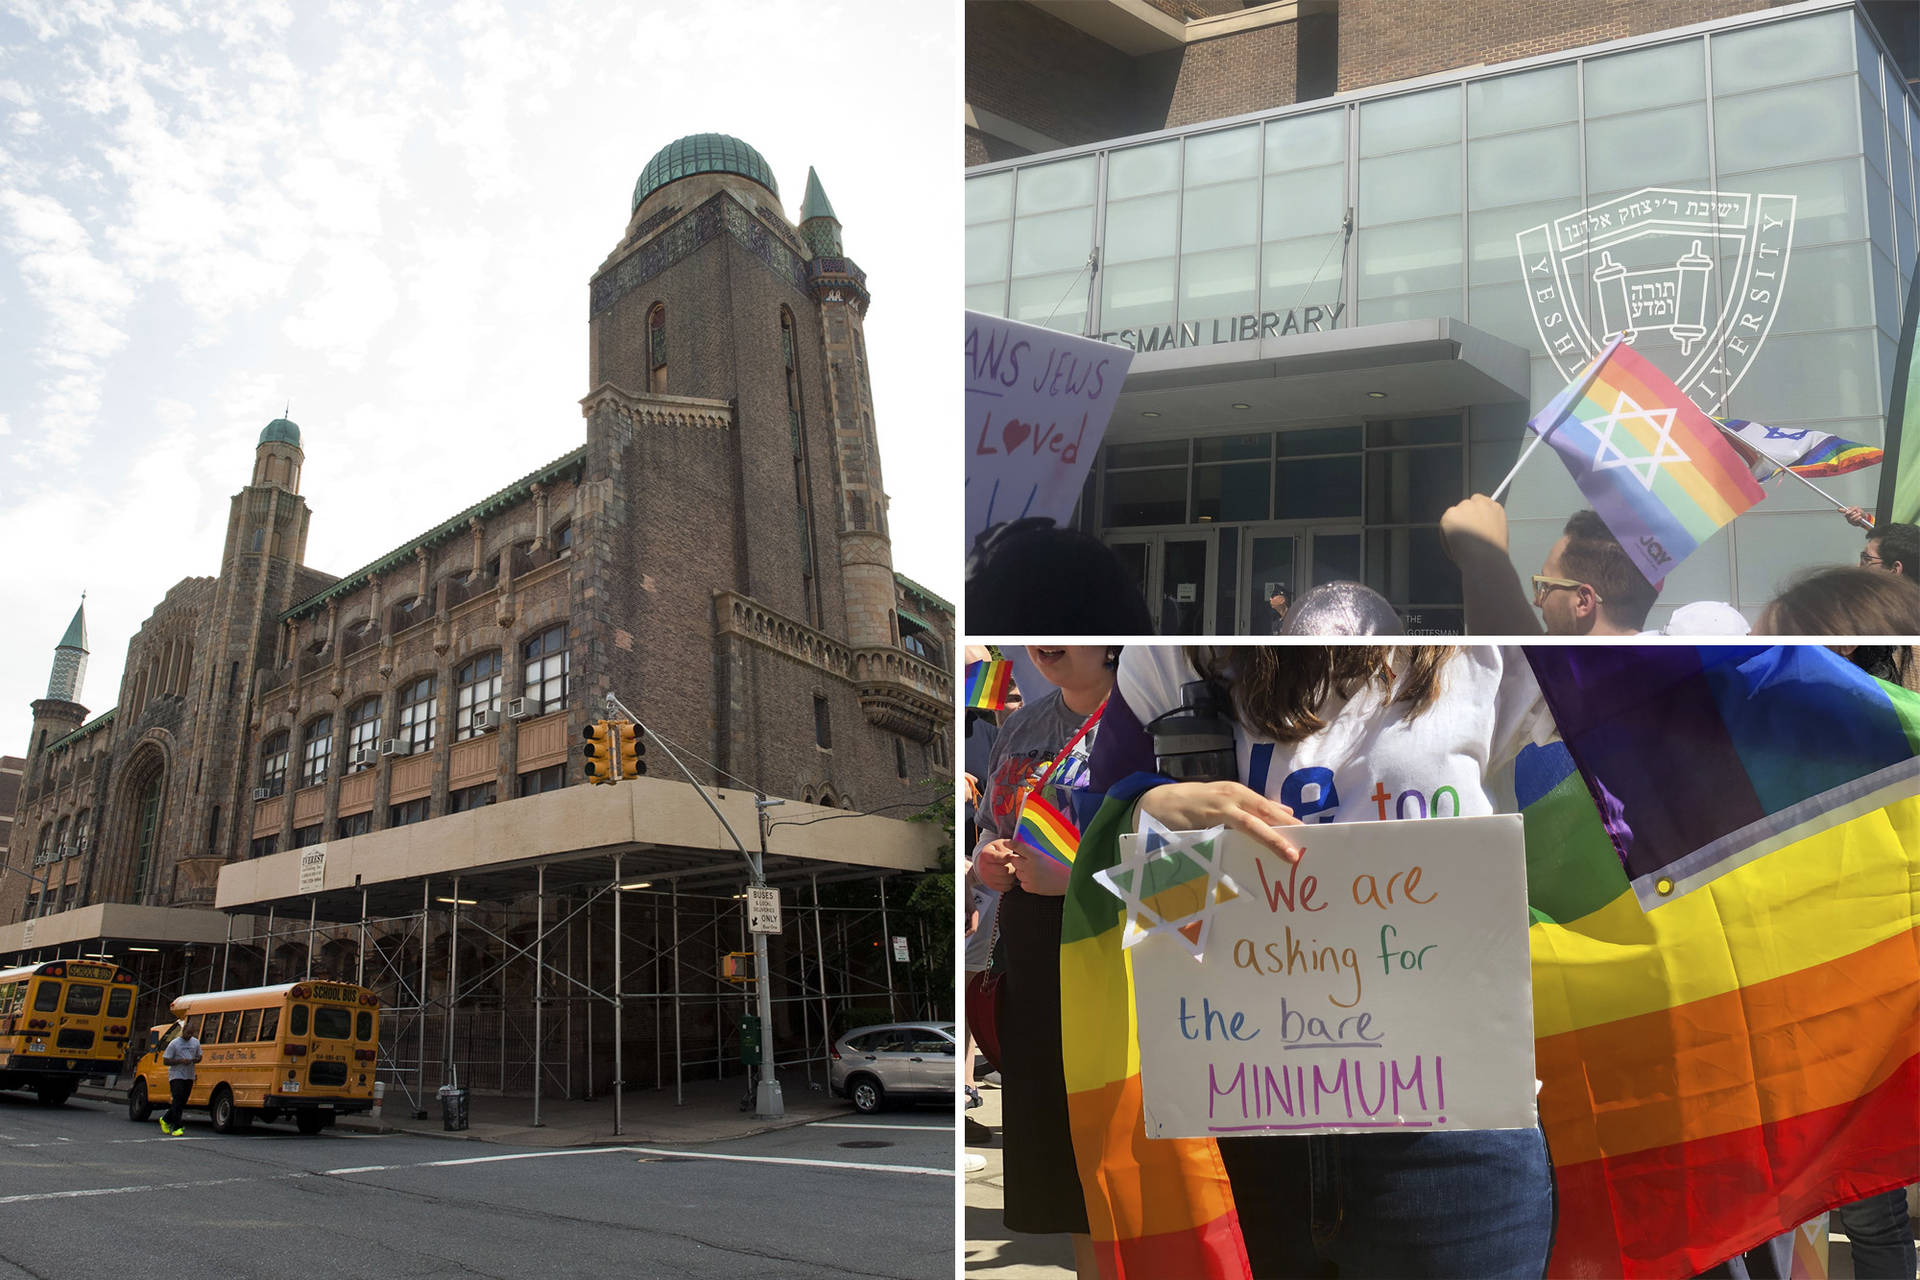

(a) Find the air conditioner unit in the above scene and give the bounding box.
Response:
[55,843,69,860]
[349,746,378,768]
[472,708,499,732]
[507,697,539,721]
[251,787,271,801]
[380,739,409,757]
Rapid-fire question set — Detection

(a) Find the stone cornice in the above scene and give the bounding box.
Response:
[580,385,735,430]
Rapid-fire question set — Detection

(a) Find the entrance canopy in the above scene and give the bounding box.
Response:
[1109,318,1532,443]
[216,778,942,922]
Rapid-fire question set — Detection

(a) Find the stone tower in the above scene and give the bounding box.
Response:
[26,601,89,788]
[799,167,899,653]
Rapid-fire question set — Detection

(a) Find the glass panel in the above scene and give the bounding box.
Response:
[1197,434,1272,462]
[1368,416,1462,446]
[1755,241,1875,335]
[1110,440,1188,467]
[1105,470,1187,527]
[1248,536,1297,636]
[1279,426,1362,455]
[1193,462,1271,522]
[1717,157,1865,245]
[966,172,1013,224]
[1861,80,1887,177]
[1100,258,1177,335]
[1180,179,1259,253]
[1858,18,1885,102]
[1469,65,1577,137]
[1179,246,1259,327]
[1584,39,1705,118]
[1310,532,1363,589]
[1586,104,1708,192]
[1873,247,1899,340]
[1276,456,1363,519]
[1467,125,1580,211]
[1359,145,1461,225]
[965,223,1009,285]
[1015,155,1098,215]
[966,282,1008,314]
[1360,86,1460,156]
[1710,10,1854,98]
[1365,526,1463,606]
[1356,289,1463,324]
[1713,78,1862,176]
[1186,125,1261,184]
[1367,448,1464,524]
[1109,541,1150,603]
[1105,192,1179,263]
[1867,165,1893,254]
[1157,539,1210,636]
[1008,272,1088,333]
[1267,110,1347,170]
[1889,134,1911,213]
[1466,280,1542,349]
[1261,232,1350,305]
[1357,216,1463,297]
[1729,327,1880,421]
[1012,206,1095,276]
[1467,198,1570,286]
[1262,163,1346,242]
[1215,526,1239,634]
[1109,140,1180,199]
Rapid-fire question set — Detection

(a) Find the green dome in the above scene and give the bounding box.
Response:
[632,134,779,213]
[259,417,301,448]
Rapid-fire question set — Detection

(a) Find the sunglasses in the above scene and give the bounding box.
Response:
[1531,574,1602,603]
[1859,551,1885,567]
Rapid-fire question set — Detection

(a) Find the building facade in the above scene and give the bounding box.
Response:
[968,0,1920,631]
[0,134,952,1105]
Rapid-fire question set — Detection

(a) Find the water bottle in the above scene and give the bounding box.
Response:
[1146,679,1238,783]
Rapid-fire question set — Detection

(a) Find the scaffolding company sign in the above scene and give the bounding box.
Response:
[748,886,782,934]
[298,845,327,895]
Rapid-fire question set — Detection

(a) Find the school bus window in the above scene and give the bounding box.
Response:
[259,1007,279,1041]
[33,984,59,1013]
[240,1009,261,1041]
[357,1011,373,1041]
[63,984,103,1016]
[289,1005,308,1037]
[107,987,132,1018]
[185,1013,206,1039]
[220,1011,243,1043]
[314,1006,351,1040]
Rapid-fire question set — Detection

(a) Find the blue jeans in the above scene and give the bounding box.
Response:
[1834,1189,1916,1280]
[1220,1127,1555,1279]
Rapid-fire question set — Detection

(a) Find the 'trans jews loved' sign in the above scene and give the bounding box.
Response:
[1125,815,1536,1139]
[964,311,1132,551]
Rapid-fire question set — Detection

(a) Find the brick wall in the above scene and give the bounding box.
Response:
[966,1,1160,152]
[1150,21,1300,129]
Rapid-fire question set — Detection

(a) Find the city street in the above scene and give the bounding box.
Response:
[0,1092,954,1279]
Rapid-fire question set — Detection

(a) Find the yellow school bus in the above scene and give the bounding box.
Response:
[128,980,380,1134]
[0,960,139,1106]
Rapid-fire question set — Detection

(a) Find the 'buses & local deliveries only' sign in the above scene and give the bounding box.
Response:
[1124,814,1536,1139]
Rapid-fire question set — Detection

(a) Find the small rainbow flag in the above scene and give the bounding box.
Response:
[1013,789,1080,864]
[1720,419,1883,478]
[1528,340,1766,586]
[964,658,1013,710]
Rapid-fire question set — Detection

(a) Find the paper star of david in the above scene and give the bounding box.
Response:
[1588,389,1689,491]
[1092,809,1240,961]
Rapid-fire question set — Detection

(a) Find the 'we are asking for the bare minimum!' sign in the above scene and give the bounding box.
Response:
[1124,815,1536,1139]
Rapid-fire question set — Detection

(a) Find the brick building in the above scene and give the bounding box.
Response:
[0,134,952,1117]
[968,0,1920,631]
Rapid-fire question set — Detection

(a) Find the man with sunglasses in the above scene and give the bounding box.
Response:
[1856,519,1917,578]
[1442,498,1659,635]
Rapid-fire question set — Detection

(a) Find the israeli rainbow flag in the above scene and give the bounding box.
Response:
[1718,419,1882,479]
[1527,339,1766,586]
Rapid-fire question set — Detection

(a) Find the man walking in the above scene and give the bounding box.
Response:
[160,1020,200,1136]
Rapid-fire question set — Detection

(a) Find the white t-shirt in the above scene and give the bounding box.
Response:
[163,1033,201,1082]
[1118,646,1555,823]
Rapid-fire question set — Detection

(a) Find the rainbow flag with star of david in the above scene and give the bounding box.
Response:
[1528,339,1766,586]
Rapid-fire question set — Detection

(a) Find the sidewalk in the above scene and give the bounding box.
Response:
[965,1077,1074,1279]
[79,1068,860,1147]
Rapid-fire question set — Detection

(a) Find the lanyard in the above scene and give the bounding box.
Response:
[1016,697,1106,814]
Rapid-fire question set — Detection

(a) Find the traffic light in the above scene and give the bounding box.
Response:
[615,720,645,778]
[582,720,616,785]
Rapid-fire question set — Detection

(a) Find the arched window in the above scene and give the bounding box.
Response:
[782,307,819,624]
[73,809,90,855]
[345,698,381,767]
[260,731,289,797]
[396,675,436,754]
[648,303,667,393]
[455,651,502,740]
[53,815,69,857]
[522,625,569,714]
[299,715,332,788]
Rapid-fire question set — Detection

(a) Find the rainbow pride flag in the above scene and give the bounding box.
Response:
[1063,778,1249,1279]
[1518,736,1919,1278]
[1720,419,1883,478]
[964,657,1013,710]
[1525,645,1920,909]
[1528,339,1766,586]
[1013,790,1081,865]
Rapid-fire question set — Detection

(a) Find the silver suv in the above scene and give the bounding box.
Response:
[829,1021,956,1114]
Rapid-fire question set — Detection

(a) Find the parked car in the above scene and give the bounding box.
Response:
[829,1021,956,1114]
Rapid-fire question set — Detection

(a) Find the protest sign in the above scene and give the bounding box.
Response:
[1123,815,1535,1139]
[964,310,1131,551]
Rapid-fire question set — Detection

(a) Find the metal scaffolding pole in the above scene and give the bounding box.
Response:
[533,864,544,1128]
[812,874,830,1075]
[446,876,460,1088]
[221,914,233,987]
[358,890,367,986]
[263,906,276,984]
[879,875,897,1020]
[653,902,662,1091]
[672,880,683,1107]
[306,898,317,979]
[564,897,574,1099]
[585,888,595,1101]
[613,853,623,1138]
[416,880,430,1118]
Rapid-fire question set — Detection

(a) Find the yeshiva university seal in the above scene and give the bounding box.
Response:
[1517,187,1796,415]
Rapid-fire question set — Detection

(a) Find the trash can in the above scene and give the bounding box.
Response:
[438,1083,468,1132]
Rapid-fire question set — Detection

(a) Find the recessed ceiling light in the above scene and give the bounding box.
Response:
[620,881,653,890]
[435,897,478,905]
[1231,403,1251,410]
[1141,411,1161,418]
[1366,391,1388,399]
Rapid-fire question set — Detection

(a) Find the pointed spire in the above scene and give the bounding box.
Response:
[799,167,844,259]
[58,597,87,653]
[46,595,88,703]
[800,167,837,224]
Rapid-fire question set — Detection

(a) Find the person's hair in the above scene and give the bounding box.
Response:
[1560,510,1658,628]
[1758,565,1920,644]
[1188,646,1458,743]
[966,519,1153,634]
[1870,521,1920,575]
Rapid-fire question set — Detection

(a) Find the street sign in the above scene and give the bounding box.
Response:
[747,886,782,934]
[892,935,909,963]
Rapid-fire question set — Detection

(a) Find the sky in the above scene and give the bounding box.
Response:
[0,0,960,748]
